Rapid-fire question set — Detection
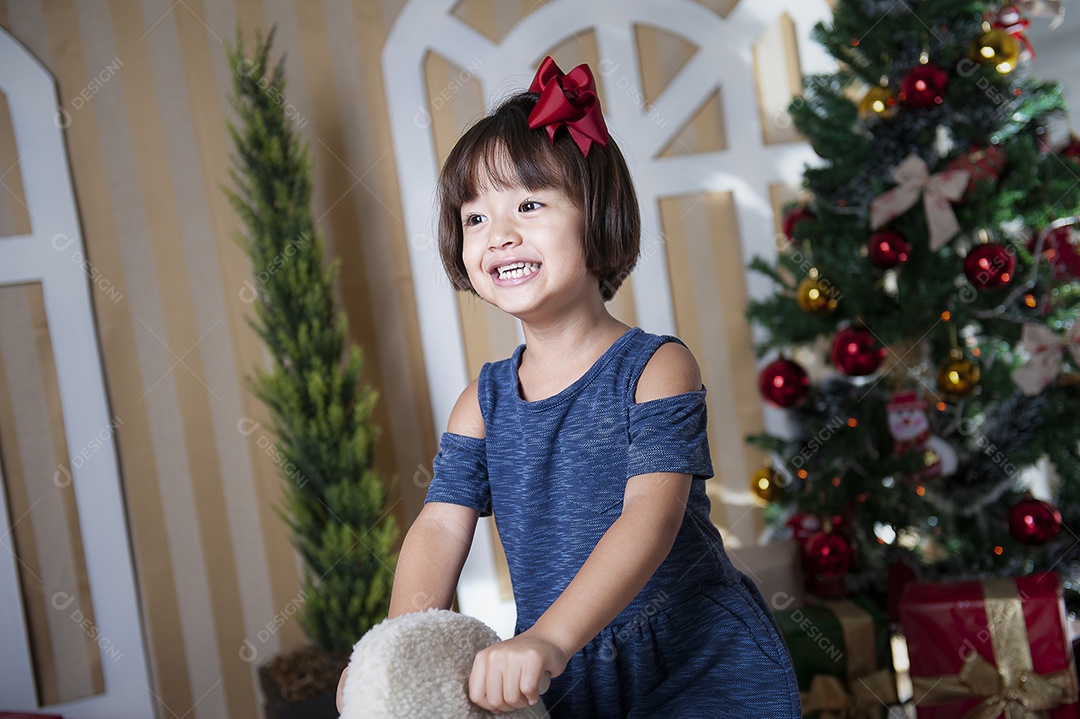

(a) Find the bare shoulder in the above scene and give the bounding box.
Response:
[634,340,703,404]
[447,377,485,438]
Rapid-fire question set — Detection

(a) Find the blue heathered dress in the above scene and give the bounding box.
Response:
[424,326,801,718]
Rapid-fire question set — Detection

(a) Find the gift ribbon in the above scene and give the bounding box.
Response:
[527,56,609,157]
[799,600,898,718]
[800,670,898,718]
[912,579,1078,719]
[870,154,970,251]
[1011,323,1080,396]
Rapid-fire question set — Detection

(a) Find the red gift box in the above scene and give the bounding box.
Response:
[899,572,1079,718]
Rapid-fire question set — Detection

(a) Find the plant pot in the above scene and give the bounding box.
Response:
[259,665,338,719]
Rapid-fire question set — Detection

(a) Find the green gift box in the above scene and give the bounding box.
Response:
[775,597,897,718]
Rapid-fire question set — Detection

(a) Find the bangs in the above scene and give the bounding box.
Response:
[441,106,583,213]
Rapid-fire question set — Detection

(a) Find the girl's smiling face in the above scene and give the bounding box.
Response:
[460,183,595,320]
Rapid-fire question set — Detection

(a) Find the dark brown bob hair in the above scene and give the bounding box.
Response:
[437,92,640,302]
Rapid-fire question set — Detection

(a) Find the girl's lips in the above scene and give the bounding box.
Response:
[492,263,541,287]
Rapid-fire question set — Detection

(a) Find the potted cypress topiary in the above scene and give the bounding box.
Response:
[224,27,398,718]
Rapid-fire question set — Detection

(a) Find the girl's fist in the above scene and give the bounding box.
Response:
[468,631,568,712]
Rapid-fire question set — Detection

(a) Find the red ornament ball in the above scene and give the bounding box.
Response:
[1061,136,1080,161]
[963,242,1015,290]
[804,532,854,580]
[1034,225,1080,280]
[900,64,948,108]
[830,326,886,376]
[787,513,822,549]
[868,229,911,268]
[758,358,810,408]
[1008,496,1062,546]
[782,207,815,242]
[947,144,1007,200]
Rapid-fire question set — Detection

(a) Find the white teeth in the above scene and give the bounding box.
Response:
[496,261,539,279]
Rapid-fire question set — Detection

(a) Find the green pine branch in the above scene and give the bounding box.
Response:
[224,26,397,655]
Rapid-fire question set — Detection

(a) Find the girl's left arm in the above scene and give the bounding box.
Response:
[530,340,701,655]
[468,342,701,712]
[528,466,692,653]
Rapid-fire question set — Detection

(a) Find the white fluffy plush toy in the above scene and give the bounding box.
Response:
[339,608,551,719]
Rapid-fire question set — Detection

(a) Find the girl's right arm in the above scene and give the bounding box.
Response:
[387,501,480,616]
[389,377,485,617]
[337,380,485,710]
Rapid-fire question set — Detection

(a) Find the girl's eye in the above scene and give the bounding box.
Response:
[519,200,542,213]
[463,213,485,227]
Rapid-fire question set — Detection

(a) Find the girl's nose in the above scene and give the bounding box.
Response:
[488,216,521,249]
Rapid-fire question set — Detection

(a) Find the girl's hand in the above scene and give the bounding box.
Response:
[468,630,569,712]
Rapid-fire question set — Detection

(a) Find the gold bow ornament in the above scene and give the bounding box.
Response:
[870,154,970,252]
[1011,323,1080,396]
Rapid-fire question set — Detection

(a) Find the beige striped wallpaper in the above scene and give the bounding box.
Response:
[0,0,800,715]
[1,1,428,716]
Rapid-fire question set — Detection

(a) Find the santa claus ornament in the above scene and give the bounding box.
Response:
[886,391,958,481]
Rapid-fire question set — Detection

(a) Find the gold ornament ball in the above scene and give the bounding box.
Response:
[859,85,898,120]
[969,30,1021,74]
[751,464,784,503]
[796,277,839,315]
[936,352,981,396]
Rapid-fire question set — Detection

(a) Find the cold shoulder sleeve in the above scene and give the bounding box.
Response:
[626,388,715,480]
[423,431,493,517]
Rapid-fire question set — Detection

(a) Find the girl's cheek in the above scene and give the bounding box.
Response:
[461,251,486,289]
[465,239,490,273]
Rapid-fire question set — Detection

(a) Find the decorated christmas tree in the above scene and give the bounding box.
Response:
[745,0,1080,611]
[225,27,397,699]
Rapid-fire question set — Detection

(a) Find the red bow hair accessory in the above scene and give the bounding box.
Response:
[527,56,609,157]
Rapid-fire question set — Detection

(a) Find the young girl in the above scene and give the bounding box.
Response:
[340,57,801,718]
